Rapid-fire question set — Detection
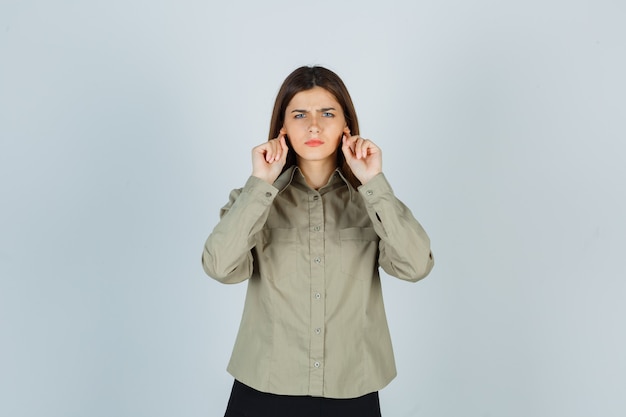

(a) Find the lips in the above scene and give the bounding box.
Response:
[304,139,324,147]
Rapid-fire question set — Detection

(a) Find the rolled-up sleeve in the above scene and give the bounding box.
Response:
[202,176,278,284]
[358,173,434,282]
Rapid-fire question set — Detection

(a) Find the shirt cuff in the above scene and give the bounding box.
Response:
[243,175,280,206]
[357,173,394,203]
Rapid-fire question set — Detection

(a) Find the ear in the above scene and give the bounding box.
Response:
[279,127,290,143]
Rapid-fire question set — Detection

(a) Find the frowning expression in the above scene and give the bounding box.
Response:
[282,86,347,165]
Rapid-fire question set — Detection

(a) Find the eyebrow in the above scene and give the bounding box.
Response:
[290,107,337,113]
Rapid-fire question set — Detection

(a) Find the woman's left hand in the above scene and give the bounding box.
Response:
[341,128,382,184]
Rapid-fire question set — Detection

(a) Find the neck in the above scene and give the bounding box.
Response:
[297,158,337,190]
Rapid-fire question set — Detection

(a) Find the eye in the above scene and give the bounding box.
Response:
[322,112,334,118]
[294,113,305,119]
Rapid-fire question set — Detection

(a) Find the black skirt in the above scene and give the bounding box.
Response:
[224,380,382,417]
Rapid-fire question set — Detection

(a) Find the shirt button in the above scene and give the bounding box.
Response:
[315,328,321,335]
[314,361,320,368]
[265,192,272,197]
[313,195,319,200]
[366,190,373,196]
[313,225,321,232]
[314,292,321,300]
[314,257,321,264]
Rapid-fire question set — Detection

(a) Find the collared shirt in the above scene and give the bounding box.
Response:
[202,166,434,399]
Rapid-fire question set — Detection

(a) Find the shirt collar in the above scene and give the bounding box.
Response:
[273,165,354,199]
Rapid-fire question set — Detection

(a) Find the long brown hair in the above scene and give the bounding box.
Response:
[268,66,361,189]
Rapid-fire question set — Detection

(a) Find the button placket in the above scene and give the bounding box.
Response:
[308,190,325,394]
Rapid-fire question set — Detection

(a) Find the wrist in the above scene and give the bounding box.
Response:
[358,170,382,185]
[252,172,276,185]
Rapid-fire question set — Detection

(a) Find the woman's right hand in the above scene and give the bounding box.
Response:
[251,134,289,184]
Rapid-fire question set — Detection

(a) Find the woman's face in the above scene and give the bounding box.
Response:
[282,86,347,165]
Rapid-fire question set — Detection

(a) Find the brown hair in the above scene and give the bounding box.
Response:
[268,66,361,189]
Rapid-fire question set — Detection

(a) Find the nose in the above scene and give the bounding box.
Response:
[308,116,321,133]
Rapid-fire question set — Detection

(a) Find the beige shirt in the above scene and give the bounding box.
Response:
[202,166,434,399]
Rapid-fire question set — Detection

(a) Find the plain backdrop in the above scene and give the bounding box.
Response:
[1,1,625,416]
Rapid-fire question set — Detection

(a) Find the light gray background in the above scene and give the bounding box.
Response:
[1,1,625,416]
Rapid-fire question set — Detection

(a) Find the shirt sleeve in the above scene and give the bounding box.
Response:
[358,173,434,282]
[202,176,279,284]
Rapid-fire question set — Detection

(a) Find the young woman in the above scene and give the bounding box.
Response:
[202,66,434,417]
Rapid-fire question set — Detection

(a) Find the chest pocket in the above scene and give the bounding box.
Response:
[339,227,379,279]
[257,228,298,280]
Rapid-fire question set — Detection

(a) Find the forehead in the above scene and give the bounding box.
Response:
[286,86,341,109]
